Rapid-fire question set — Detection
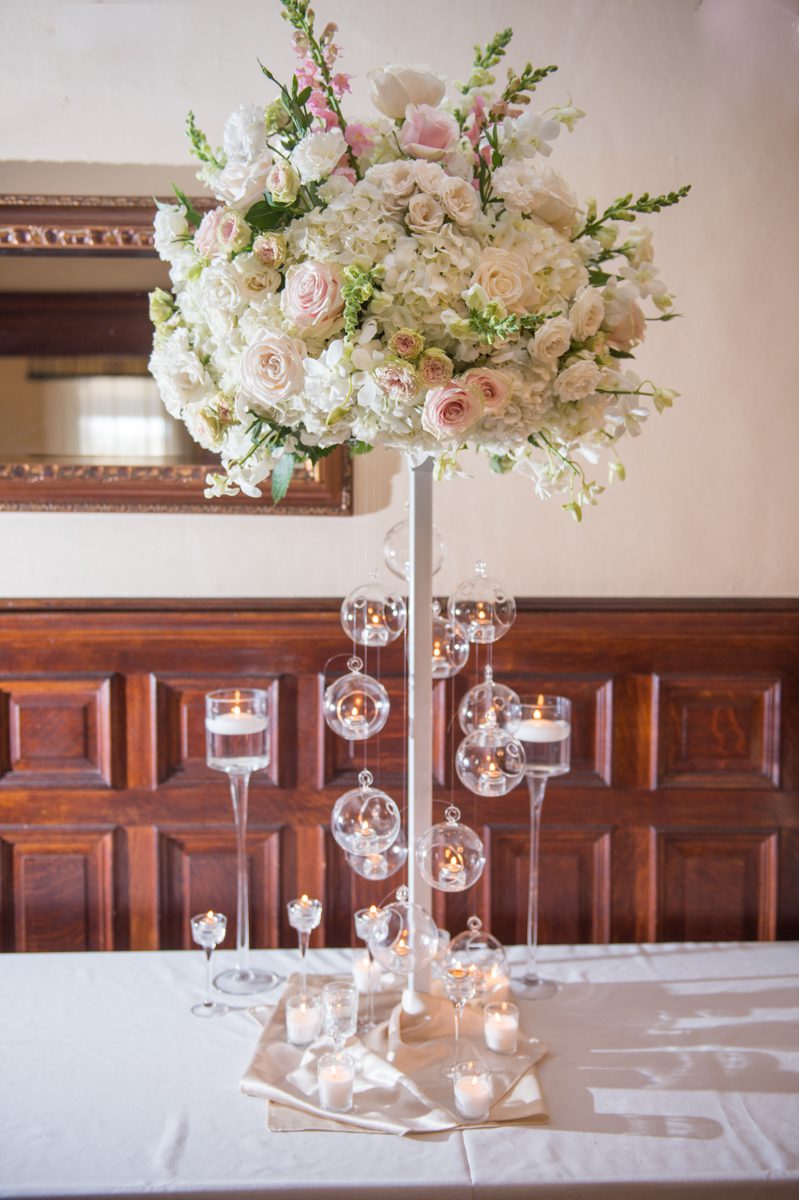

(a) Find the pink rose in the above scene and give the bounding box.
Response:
[194,207,225,259]
[422,381,483,440]
[400,104,459,161]
[460,368,511,414]
[280,261,344,331]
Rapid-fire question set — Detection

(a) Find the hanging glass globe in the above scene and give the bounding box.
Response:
[431,600,469,679]
[340,577,406,646]
[345,827,408,880]
[415,805,486,893]
[383,511,445,582]
[458,664,521,734]
[456,712,526,797]
[449,916,508,994]
[448,560,516,644]
[367,885,439,975]
[323,656,390,741]
[331,769,401,855]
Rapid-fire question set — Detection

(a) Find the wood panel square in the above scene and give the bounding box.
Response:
[0,675,118,788]
[153,674,281,788]
[1,829,114,951]
[654,675,781,788]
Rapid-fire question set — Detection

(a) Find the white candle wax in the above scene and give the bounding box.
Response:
[484,1011,518,1054]
[351,955,382,995]
[285,1001,321,1045]
[484,969,511,1001]
[205,713,268,735]
[517,718,570,744]
[454,1074,491,1120]
[318,1060,354,1111]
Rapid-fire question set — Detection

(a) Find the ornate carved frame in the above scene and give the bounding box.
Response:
[0,196,352,514]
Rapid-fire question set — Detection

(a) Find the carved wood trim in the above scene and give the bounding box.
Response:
[0,195,211,255]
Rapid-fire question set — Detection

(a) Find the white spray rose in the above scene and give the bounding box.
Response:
[554,359,601,402]
[570,286,605,340]
[367,65,445,120]
[531,315,573,363]
[439,175,480,226]
[406,192,445,234]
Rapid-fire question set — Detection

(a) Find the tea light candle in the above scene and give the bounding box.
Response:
[484,1001,519,1054]
[285,995,321,1045]
[351,954,382,994]
[453,1068,491,1120]
[205,711,268,735]
[517,715,570,743]
[317,1054,354,1112]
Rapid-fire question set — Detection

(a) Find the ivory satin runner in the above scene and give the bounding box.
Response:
[241,975,549,1135]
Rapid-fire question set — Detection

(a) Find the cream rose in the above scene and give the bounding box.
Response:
[373,361,419,402]
[367,65,445,120]
[472,248,539,315]
[492,160,578,232]
[439,175,480,226]
[531,315,573,364]
[459,367,511,414]
[240,329,306,408]
[554,359,601,402]
[372,160,416,214]
[216,209,251,255]
[281,261,344,331]
[252,233,286,267]
[194,207,226,259]
[266,161,301,204]
[413,161,447,195]
[406,192,445,234]
[419,349,454,387]
[570,286,605,341]
[400,104,459,161]
[421,381,482,440]
[602,283,646,350]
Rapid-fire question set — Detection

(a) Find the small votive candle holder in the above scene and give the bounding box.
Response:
[452,1060,492,1121]
[285,994,322,1046]
[317,1052,355,1113]
[484,1001,519,1055]
[351,954,382,995]
[287,895,323,933]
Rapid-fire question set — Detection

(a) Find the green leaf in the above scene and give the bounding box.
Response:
[271,453,296,505]
[171,184,202,228]
[296,86,312,106]
[588,268,611,286]
[348,440,374,456]
[245,200,286,232]
[609,348,634,359]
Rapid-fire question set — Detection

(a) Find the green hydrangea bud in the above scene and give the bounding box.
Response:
[148,288,174,325]
[264,98,291,134]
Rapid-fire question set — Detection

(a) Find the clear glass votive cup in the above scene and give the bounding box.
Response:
[484,1001,519,1055]
[317,1052,355,1113]
[452,1060,492,1121]
[285,993,322,1046]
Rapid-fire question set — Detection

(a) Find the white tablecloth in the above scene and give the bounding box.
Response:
[1,942,797,1198]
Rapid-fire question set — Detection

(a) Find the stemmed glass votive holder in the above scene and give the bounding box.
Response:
[441,961,477,1078]
[190,911,229,1018]
[287,895,323,1000]
[353,905,382,1032]
[515,695,571,1000]
[205,688,278,996]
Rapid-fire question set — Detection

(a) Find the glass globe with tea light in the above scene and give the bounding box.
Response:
[458,665,521,735]
[340,577,406,646]
[449,916,509,997]
[383,509,445,582]
[331,770,401,857]
[415,806,486,893]
[456,710,526,798]
[323,657,390,742]
[431,600,469,679]
[516,694,572,1000]
[447,560,516,644]
[367,886,438,975]
[345,827,408,880]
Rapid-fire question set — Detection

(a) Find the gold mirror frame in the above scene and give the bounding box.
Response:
[0,196,352,514]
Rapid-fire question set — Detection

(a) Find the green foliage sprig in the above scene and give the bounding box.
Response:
[186,111,224,168]
[342,264,381,339]
[501,62,558,106]
[575,186,692,241]
[469,304,562,346]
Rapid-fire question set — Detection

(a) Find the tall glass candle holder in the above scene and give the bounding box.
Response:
[353,905,382,1031]
[205,688,278,995]
[287,894,323,999]
[515,694,571,999]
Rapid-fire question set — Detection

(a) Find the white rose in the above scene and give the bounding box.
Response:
[413,161,447,195]
[472,248,539,315]
[153,204,189,262]
[149,329,214,418]
[214,155,272,208]
[222,104,267,163]
[234,255,280,296]
[406,192,445,234]
[554,359,601,402]
[602,282,646,351]
[439,175,480,226]
[493,160,578,232]
[367,65,446,120]
[239,329,306,411]
[290,129,347,183]
[371,160,416,213]
[570,286,605,341]
[531,315,573,363]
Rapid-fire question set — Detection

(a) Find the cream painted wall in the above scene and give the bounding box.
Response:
[1,0,797,598]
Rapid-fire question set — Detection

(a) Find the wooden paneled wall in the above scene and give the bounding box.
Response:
[1,600,797,952]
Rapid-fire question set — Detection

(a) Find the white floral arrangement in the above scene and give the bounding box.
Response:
[149,2,688,515]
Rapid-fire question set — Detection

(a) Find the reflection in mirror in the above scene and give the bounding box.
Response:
[1,357,212,466]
